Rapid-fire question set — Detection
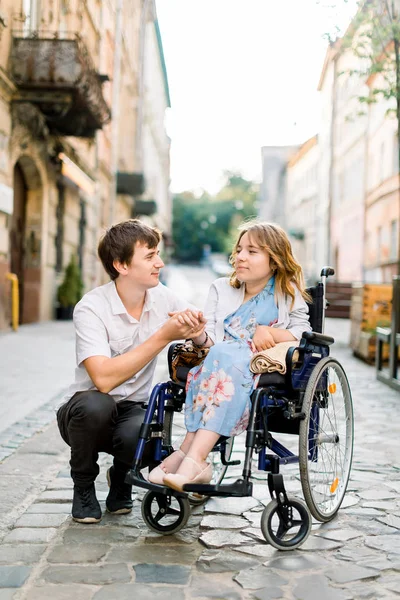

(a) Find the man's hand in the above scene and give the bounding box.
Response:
[251,325,276,352]
[161,310,206,342]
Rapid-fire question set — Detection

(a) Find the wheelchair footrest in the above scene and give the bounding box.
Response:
[183,478,253,497]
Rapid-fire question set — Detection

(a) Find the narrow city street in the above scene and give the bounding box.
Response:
[0,265,399,600]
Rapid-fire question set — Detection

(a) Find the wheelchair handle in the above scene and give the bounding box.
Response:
[320,266,334,333]
[320,267,335,277]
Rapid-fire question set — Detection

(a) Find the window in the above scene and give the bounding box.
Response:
[390,219,399,261]
[23,0,40,34]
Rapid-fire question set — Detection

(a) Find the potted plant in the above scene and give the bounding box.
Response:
[56,255,84,320]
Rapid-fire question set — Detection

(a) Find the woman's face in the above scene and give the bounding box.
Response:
[235,232,273,285]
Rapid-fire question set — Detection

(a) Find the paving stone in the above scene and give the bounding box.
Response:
[361,500,398,511]
[47,544,110,564]
[326,565,380,584]
[340,495,361,508]
[205,497,260,515]
[0,545,45,565]
[0,566,31,588]
[133,563,190,585]
[14,513,68,528]
[375,514,400,530]
[0,591,16,600]
[2,528,57,544]
[63,527,140,544]
[200,515,249,530]
[233,545,277,559]
[293,574,351,600]
[357,556,400,571]
[358,489,397,501]
[250,587,291,600]
[264,552,330,570]
[344,507,386,517]
[234,566,287,590]
[196,549,261,572]
[26,503,72,514]
[24,584,95,600]
[380,574,400,595]
[300,535,343,551]
[314,528,363,542]
[345,583,386,599]
[364,529,400,554]
[42,564,130,585]
[93,584,185,600]
[242,511,261,528]
[199,530,250,548]
[107,543,202,565]
[190,574,243,599]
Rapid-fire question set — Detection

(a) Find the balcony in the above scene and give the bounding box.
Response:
[10,33,111,138]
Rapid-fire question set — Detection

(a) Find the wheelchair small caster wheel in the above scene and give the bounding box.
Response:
[261,496,311,550]
[141,491,191,535]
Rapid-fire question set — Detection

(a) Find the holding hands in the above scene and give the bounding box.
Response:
[163,309,207,342]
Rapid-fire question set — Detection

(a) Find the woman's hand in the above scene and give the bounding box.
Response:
[167,309,207,339]
[251,325,276,352]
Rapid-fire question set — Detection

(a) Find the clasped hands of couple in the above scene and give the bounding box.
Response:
[148,309,280,492]
[166,308,278,352]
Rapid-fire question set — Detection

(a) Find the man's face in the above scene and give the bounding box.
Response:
[120,242,165,289]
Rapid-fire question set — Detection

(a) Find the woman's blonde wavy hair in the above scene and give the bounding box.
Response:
[229,221,311,308]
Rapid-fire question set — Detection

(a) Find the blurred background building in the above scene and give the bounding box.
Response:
[0,0,170,329]
[260,17,399,289]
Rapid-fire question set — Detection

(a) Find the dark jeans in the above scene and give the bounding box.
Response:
[57,390,155,487]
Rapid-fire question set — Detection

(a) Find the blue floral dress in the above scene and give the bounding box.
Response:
[184,277,279,437]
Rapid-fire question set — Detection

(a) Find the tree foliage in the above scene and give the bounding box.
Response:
[172,172,258,262]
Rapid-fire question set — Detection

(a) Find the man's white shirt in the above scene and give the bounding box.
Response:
[61,281,194,407]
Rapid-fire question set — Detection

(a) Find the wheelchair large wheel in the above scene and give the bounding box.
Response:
[188,437,235,506]
[261,497,311,550]
[299,357,353,522]
[141,491,191,535]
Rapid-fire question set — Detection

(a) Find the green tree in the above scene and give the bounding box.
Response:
[171,172,258,261]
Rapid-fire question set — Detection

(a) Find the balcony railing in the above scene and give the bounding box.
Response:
[10,32,111,138]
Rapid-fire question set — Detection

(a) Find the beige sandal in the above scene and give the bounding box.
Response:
[163,456,212,492]
[148,449,186,484]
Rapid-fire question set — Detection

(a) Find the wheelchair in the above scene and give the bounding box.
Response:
[125,267,354,550]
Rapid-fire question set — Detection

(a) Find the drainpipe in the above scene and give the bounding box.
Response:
[108,0,124,226]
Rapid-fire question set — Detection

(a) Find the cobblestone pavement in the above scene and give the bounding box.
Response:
[0,267,399,599]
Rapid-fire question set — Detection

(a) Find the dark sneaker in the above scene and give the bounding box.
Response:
[72,484,101,524]
[106,466,133,514]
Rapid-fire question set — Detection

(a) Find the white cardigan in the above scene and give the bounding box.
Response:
[204,277,312,344]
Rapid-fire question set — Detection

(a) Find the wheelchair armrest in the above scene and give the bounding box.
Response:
[301,331,334,346]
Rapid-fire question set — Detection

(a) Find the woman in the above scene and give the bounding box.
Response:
[149,221,312,491]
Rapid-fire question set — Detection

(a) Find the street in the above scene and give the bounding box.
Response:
[0,265,399,600]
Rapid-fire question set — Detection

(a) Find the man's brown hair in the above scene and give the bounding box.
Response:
[98,219,162,280]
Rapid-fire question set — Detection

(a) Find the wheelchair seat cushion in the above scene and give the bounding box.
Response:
[258,372,287,386]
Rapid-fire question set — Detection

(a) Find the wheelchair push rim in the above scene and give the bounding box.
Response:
[299,357,354,522]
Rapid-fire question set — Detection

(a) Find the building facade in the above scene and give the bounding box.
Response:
[285,135,320,285]
[0,0,171,329]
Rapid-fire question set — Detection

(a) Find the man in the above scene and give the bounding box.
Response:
[57,219,205,524]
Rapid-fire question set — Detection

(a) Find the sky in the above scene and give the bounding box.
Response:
[156,0,357,194]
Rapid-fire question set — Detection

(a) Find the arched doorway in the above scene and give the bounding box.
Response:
[10,157,43,324]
